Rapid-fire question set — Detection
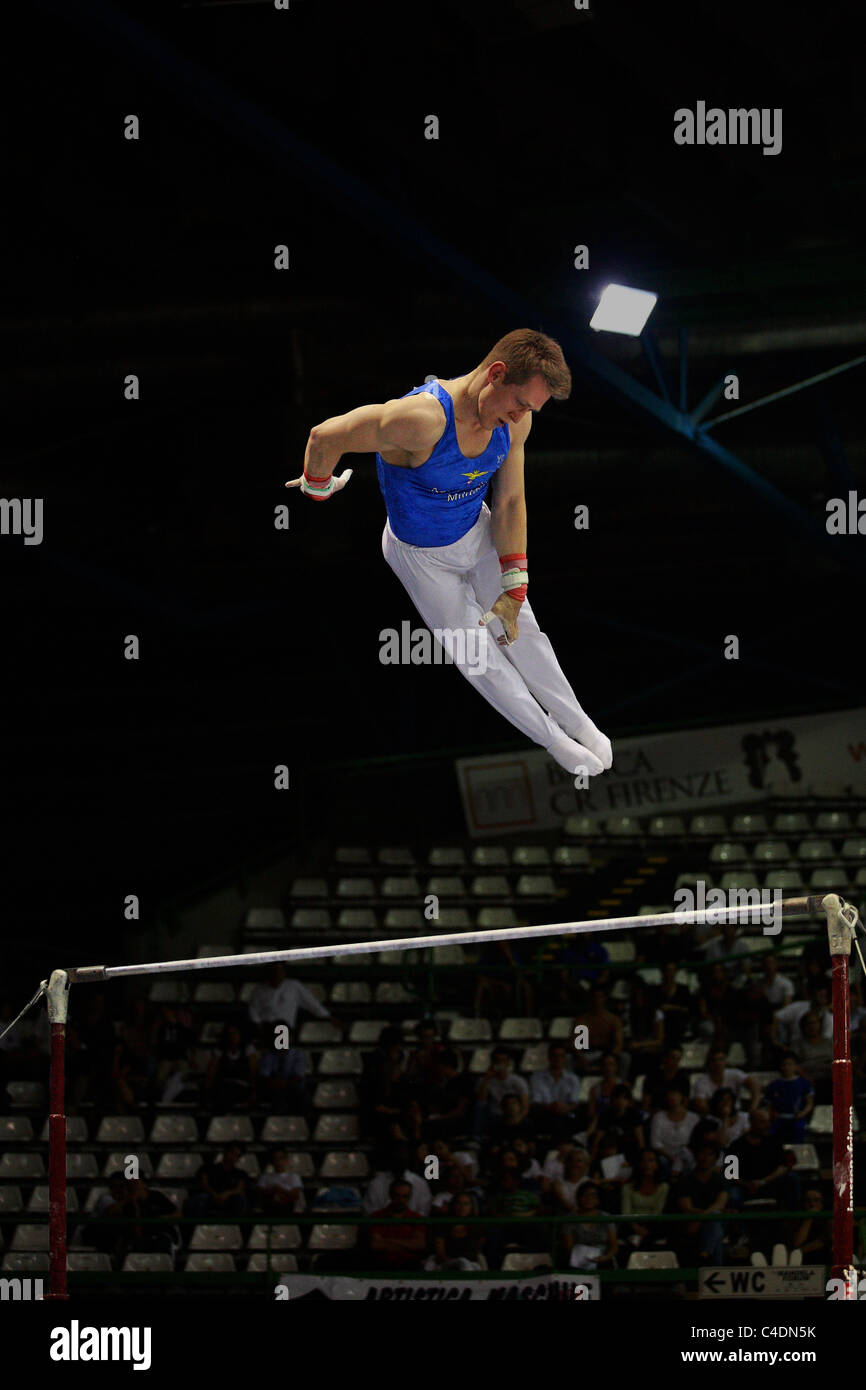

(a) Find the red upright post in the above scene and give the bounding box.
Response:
[45,970,70,1300]
[825,896,855,1288]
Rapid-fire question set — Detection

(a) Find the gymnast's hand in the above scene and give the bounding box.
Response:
[285,468,353,500]
[480,593,522,646]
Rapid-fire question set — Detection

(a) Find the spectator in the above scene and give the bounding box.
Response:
[729,977,776,1069]
[152,1003,196,1091]
[473,941,532,1020]
[364,1032,420,1145]
[369,1179,427,1270]
[571,987,628,1078]
[628,979,664,1058]
[256,1147,306,1214]
[763,1052,814,1142]
[562,1183,618,1271]
[649,1086,700,1175]
[691,1047,758,1116]
[404,1021,444,1090]
[795,1012,833,1102]
[773,986,832,1052]
[653,962,692,1049]
[204,1023,258,1112]
[621,1149,669,1251]
[691,1086,750,1154]
[530,1043,583,1141]
[674,1141,729,1265]
[551,1148,592,1212]
[67,991,115,1109]
[590,1083,645,1165]
[642,1047,690,1112]
[418,1048,474,1141]
[697,963,740,1047]
[703,922,750,970]
[586,1052,621,1124]
[484,1152,546,1266]
[474,1046,530,1137]
[729,1110,800,1211]
[363,1142,432,1216]
[428,1191,484,1270]
[185,1143,249,1217]
[89,1173,180,1263]
[483,1092,536,1157]
[248,964,328,1113]
[760,955,795,1009]
[430,1163,467,1212]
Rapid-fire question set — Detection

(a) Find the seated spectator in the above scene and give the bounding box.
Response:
[587,1052,621,1123]
[590,1083,645,1165]
[112,998,158,1111]
[691,1047,758,1116]
[484,1154,546,1267]
[653,962,692,1050]
[795,1012,833,1102]
[562,1183,618,1271]
[628,978,664,1059]
[404,1021,444,1090]
[729,1109,800,1211]
[759,955,795,1010]
[763,1052,814,1142]
[474,1046,530,1138]
[204,1023,258,1112]
[572,987,628,1078]
[703,922,750,970]
[551,1148,592,1212]
[89,1172,180,1263]
[788,1186,832,1265]
[368,1179,427,1270]
[430,1162,468,1212]
[153,1003,195,1090]
[530,1043,583,1141]
[427,1192,485,1271]
[641,1048,690,1112]
[649,1086,700,1176]
[248,963,331,1116]
[364,1034,421,1145]
[773,986,832,1053]
[590,1137,631,1211]
[729,977,775,1069]
[418,1048,474,1141]
[185,1143,249,1217]
[363,1142,432,1216]
[691,1086,750,1154]
[621,1148,669,1251]
[483,1093,536,1159]
[674,1141,728,1265]
[542,1141,580,1186]
[696,963,740,1047]
[256,1147,306,1214]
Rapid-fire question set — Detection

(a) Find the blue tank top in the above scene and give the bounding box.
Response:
[376,380,511,547]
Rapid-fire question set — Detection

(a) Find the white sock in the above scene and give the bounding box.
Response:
[545,732,604,777]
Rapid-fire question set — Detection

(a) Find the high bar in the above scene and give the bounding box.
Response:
[64,895,828,984]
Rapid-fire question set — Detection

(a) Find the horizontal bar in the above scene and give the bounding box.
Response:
[64,895,828,983]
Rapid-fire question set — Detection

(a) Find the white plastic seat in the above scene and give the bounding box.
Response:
[512,846,551,868]
[378,846,416,867]
[193,982,236,1005]
[377,949,420,966]
[247,1224,302,1250]
[449,1018,492,1042]
[290,879,328,900]
[471,874,511,897]
[313,1080,359,1108]
[516,874,557,897]
[205,1115,255,1144]
[150,1114,198,1145]
[841,838,866,860]
[185,1252,236,1271]
[290,908,332,931]
[102,1152,154,1179]
[318,1048,363,1076]
[260,1116,309,1143]
[337,909,377,931]
[319,1151,369,1179]
[347,1020,387,1044]
[731,813,769,836]
[27,1186,78,1213]
[122,1252,174,1272]
[784,1144,820,1171]
[0,1187,23,1212]
[428,846,467,869]
[67,1252,112,1271]
[648,815,686,837]
[689,814,727,837]
[40,1116,87,1144]
[190,1224,243,1250]
[773,812,810,835]
[0,1153,45,1179]
[314,1114,360,1143]
[336,877,375,898]
[335,846,371,867]
[11,1225,50,1251]
[499,1017,543,1041]
[710,841,748,864]
[383,909,424,931]
[627,1250,679,1269]
[308,1224,357,1251]
[148,979,191,1004]
[434,908,473,930]
[469,1048,492,1073]
[796,838,835,862]
[553,846,591,869]
[430,945,467,965]
[426,876,467,899]
[329,982,372,1005]
[678,1042,708,1070]
[381,876,422,899]
[247,1253,299,1273]
[815,811,852,833]
[298,1020,342,1045]
[605,815,642,836]
[520,1044,551,1072]
[718,871,760,891]
[156,1152,201,1179]
[0,1117,34,1142]
[502,1252,552,1271]
[66,1153,99,1180]
[605,940,636,963]
[96,1116,146,1145]
[764,870,804,892]
[675,871,715,892]
[472,845,510,868]
[477,907,519,928]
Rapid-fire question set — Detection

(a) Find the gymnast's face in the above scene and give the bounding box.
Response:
[479,366,550,431]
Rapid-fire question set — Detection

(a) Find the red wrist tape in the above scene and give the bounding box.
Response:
[500,552,528,603]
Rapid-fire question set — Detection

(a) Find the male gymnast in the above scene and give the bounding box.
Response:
[286,327,612,777]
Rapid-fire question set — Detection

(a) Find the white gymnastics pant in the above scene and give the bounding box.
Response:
[381,503,608,772]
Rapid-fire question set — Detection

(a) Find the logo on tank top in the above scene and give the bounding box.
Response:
[463,469,490,482]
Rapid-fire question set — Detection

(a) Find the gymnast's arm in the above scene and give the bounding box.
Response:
[286,395,442,495]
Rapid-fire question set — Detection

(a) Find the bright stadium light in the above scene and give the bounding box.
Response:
[590,283,658,335]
